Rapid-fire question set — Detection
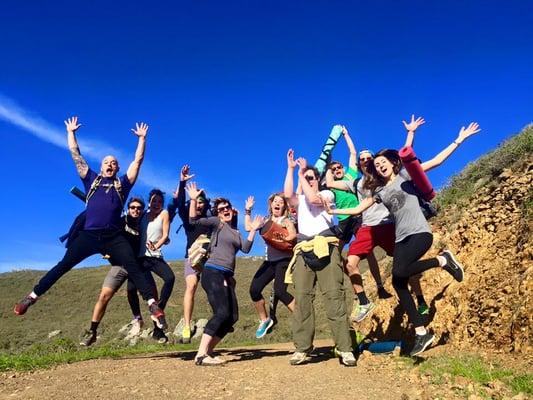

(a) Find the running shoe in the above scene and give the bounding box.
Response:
[377,286,393,299]
[441,250,464,282]
[80,330,97,347]
[333,347,357,367]
[255,318,274,339]
[149,303,167,330]
[289,347,313,366]
[195,355,226,366]
[129,318,144,336]
[410,332,435,357]
[417,303,430,315]
[351,302,376,323]
[14,295,37,315]
[152,326,168,344]
[182,325,191,344]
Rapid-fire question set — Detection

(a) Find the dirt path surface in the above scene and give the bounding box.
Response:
[0,340,466,400]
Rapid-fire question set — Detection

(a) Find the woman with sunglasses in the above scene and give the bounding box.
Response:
[244,193,296,339]
[186,183,262,366]
[328,121,481,356]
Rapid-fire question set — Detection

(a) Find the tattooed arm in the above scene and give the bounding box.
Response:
[127,122,148,185]
[65,116,89,179]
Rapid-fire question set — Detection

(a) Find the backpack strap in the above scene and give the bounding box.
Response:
[85,175,124,206]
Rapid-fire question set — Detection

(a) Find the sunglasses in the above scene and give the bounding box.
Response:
[304,175,317,182]
[359,157,373,162]
[217,205,232,213]
[331,165,343,172]
[129,205,143,211]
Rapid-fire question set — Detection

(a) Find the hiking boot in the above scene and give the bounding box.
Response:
[149,303,167,330]
[255,318,274,339]
[80,330,97,347]
[333,348,357,367]
[181,325,192,344]
[14,295,37,315]
[441,250,464,282]
[409,333,435,357]
[289,347,313,365]
[377,286,393,299]
[417,303,430,315]
[195,355,226,366]
[351,302,376,323]
[152,326,168,344]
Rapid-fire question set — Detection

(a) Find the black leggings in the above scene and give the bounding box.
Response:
[249,258,294,306]
[391,232,439,327]
[201,267,238,339]
[138,257,175,310]
[34,230,154,301]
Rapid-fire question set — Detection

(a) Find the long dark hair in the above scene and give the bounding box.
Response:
[362,149,402,193]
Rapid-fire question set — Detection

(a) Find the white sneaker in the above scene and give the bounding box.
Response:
[128,318,144,336]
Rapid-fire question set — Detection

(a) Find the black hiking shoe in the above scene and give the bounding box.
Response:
[149,303,167,330]
[441,250,464,282]
[14,295,37,315]
[80,330,97,347]
[410,333,435,357]
[152,326,168,344]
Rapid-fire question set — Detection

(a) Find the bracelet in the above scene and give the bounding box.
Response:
[245,209,252,215]
[453,140,462,146]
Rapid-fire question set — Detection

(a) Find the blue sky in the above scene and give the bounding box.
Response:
[0,1,531,272]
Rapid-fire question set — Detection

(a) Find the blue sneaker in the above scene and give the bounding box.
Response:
[255,318,274,339]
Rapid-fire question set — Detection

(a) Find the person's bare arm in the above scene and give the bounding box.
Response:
[126,122,148,184]
[186,182,203,220]
[325,169,351,191]
[402,115,425,148]
[282,218,297,242]
[284,149,299,207]
[421,122,481,172]
[342,126,358,171]
[327,196,374,216]
[297,158,322,205]
[244,196,255,231]
[65,116,89,179]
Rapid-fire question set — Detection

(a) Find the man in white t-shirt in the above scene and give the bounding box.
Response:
[283,149,355,367]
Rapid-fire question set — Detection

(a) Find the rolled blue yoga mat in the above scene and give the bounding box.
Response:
[314,124,343,175]
[358,340,403,354]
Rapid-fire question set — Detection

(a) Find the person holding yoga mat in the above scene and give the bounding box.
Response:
[327,121,481,356]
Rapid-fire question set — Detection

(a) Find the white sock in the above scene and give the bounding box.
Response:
[147,298,156,306]
[415,327,427,336]
[437,255,447,267]
[29,292,38,300]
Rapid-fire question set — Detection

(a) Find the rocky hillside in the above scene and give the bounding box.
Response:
[359,125,532,355]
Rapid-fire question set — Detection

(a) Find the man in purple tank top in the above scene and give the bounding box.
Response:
[14,116,167,331]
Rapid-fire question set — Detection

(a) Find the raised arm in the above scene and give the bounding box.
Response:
[342,126,358,171]
[421,122,481,172]
[283,149,299,207]
[65,116,89,179]
[296,158,323,205]
[186,182,203,220]
[126,122,148,184]
[325,168,351,191]
[244,196,255,231]
[241,215,263,253]
[402,115,425,148]
[171,165,195,223]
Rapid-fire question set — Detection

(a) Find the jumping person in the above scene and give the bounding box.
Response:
[325,116,426,322]
[328,121,481,356]
[284,149,356,367]
[245,194,296,339]
[186,183,263,366]
[14,117,166,330]
[79,196,157,346]
[168,165,212,343]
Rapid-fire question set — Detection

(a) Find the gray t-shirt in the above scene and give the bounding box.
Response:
[374,168,431,242]
[343,177,392,227]
[189,216,253,272]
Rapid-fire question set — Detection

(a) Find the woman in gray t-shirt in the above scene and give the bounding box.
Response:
[329,122,480,357]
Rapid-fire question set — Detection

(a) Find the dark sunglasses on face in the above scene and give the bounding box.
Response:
[129,205,143,211]
[304,175,317,182]
[360,157,372,162]
[331,165,343,172]
[217,205,232,213]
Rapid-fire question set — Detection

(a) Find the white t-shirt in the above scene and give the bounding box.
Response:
[297,191,334,237]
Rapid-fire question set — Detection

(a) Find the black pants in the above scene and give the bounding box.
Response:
[391,232,439,327]
[127,269,159,317]
[249,258,294,306]
[34,230,154,301]
[201,267,238,339]
[138,257,175,310]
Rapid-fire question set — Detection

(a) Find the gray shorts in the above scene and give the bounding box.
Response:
[102,266,128,291]
[184,258,201,278]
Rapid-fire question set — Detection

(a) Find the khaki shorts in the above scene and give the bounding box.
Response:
[102,266,128,291]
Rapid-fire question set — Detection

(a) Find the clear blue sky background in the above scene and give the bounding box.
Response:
[0,1,531,272]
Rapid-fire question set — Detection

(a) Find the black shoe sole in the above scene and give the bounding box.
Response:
[410,335,435,357]
[443,250,464,282]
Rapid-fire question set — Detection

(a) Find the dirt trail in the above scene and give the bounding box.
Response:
[0,340,467,400]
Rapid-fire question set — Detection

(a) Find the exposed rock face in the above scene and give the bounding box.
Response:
[358,159,532,355]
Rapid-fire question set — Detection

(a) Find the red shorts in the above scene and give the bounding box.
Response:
[348,223,395,258]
